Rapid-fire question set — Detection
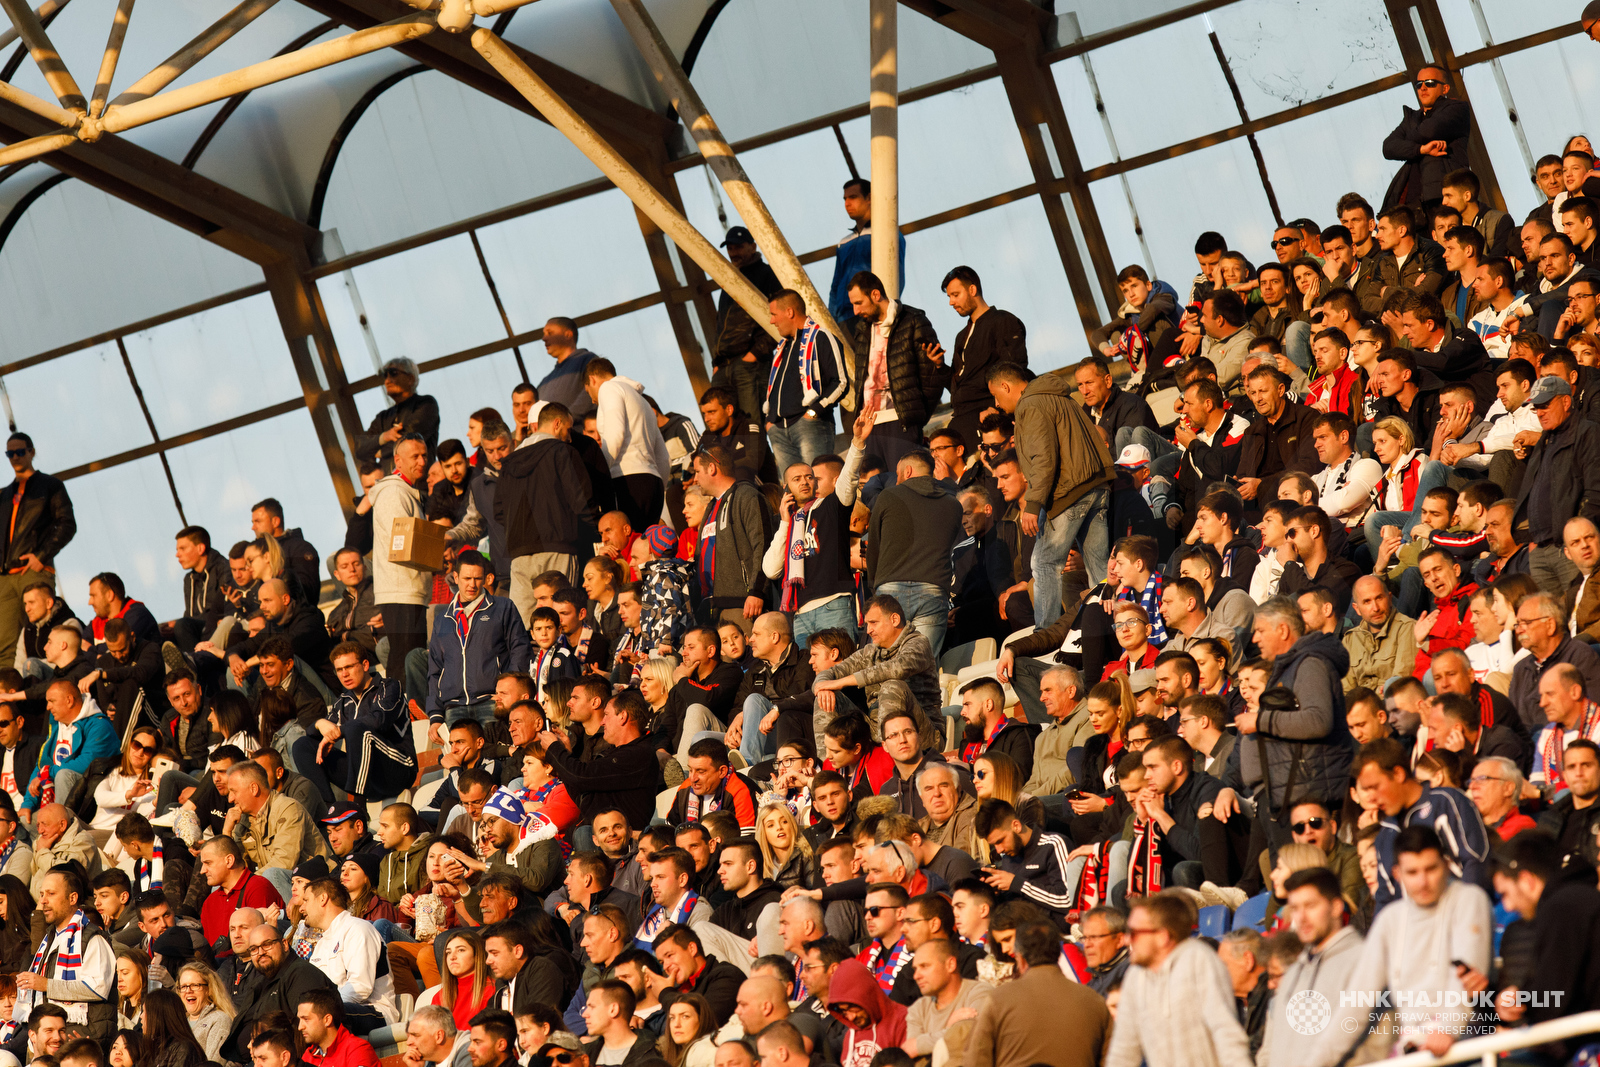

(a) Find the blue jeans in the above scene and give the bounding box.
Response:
[1115,425,1181,463]
[1363,459,1448,556]
[372,918,415,945]
[793,595,858,648]
[1032,486,1110,628]
[875,581,948,659]
[736,694,780,766]
[1283,320,1312,372]
[444,700,497,728]
[768,415,835,475]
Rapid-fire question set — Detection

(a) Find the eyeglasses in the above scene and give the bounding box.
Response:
[1415,78,1447,89]
[1111,620,1143,631]
[883,729,917,743]
[1080,931,1121,941]
[1515,614,1553,628]
[973,769,988,780]
[1290,818,1327,834]
[1271,237,1300,248]
[979,443,1004,454]
[773,756,806,767]
[863,905,899,918]
[3,449,26,459]
[1468,774,1506,786]
[177,982,206,992]
[0,718,15,728]
[1285,526,1309,539]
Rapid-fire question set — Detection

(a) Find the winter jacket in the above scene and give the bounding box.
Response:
[1012,372,1114,520]
[934,308,1028,422]
[25,703,119,810]
[638,557,693,651]
[1236,401,1321,482]
[714,258,782,367]
[1084,386,1160,452]
[1382,96,1472,207]
[828,226,905,323]
[703,480,772,609]
[1236,633,1353,819]
[376,832,434,904]
[370,471,429,606]
[352,392,441,465]
[231,600,337,689]
[1089,285,1180,355]
[734,643,815,739]
[1200,324,1258,389]
[1377,235,1448,297]
[1373,785,1490,908]
[865,476,964,590]
[1412,580,1479,678]
[226,957,340,1064]
[443,463,510,583]
[181,549,231,629]
[0,470,75,569]
[326,576,378,652]
[234,792,332,872]
[848,302,944,433]
[273,528,322,603]
[496,433,593,558]
[816,628,940,726]
[546,733,661,830]
[425,593,530,717]
[538,350,599,420]
[596,376,673,481]
[1515,411,1600,545]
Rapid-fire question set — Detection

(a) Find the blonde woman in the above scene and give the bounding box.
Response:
[175,962,235,1061]
[755,802,815,889]
[639,658,675,722]
[1263,842,1332,924]
[541,678,574,733]
[1364,414,1444,557]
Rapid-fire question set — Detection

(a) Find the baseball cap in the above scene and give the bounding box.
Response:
[1529,375,1573,406]
[1129,669,1158,694]
[321,803,362,825]
[539,1033,585,1054]
[1116,443,1152,469]
[720,226,755,247]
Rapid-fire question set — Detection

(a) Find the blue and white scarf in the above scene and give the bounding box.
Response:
[766,319,827,416]
[134,838,163,893]
[634,890,700,952]
[3,908,92,1040]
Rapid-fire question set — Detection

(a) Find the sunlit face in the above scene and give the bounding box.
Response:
[761,807,795,853]
[1088,698,1120,737]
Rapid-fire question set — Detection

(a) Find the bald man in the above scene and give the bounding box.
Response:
[220,577,338,693]
[23,679,118,820]
[1343,574,1418,694]
[724,611,816,766]
[218,907,266,991]
[734,975,793,1041]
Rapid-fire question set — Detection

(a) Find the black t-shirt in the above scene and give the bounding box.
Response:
[189,775,230,834]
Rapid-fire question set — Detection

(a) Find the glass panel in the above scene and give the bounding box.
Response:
[1210,0,1402,120]
[1251,85,1418,245]
[474,188,664,335]
[689,0,991,142]
[896,78,1034,223]
[1475,39,1600,213]
[903,196,1089,372]
[730,129,863,258]
[3,343,151,473]
[52,458,184,623]
[1051,55,1116,174]
[1459,65,1544,220]
[404,352,529,456]
[322,235,507,368]
[163,408,348,582]
[1472,0,1576,47]
[0,180,260,365]
[123,293,302,440]
[318,69,605,252]
[1084,16,1241,160]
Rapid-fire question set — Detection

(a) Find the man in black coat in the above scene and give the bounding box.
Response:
[1381,65,1472,209]
[1074,356,1158,457]
[496,404,594,624]
[1234,366,1320,504]
[1397,291,1496,411]
[651,925,745,1027]
[1491,832,1600,1031]
[224,580,336,693]
[930,266,1028,452]
[1515,376,1600,598]
[846,271,943,468]
[83,618,165,733]
[350,356,441,465]
[711,228,784,421]
[226,921,339,1062]
[0,431,75,671]
[540,689,661,831]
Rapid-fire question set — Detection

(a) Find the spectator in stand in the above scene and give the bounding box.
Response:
[1514,376,1600,598]
[845,271,942,469]
[81,618,162,735]
[169,526,228,654]
[709,229,783,421]
[1074,356,1159,459]
[813,597,938,748]
[1277,507,1363,618]
[583,360,672,534]
[84,573,157,648]
[326,549,377,655]
[367,433,431,685]
[1355,738,1489,908]
[986,362,1113,622]
[1258,868,1364,1067]
[690,443,770,638]
[1466,755,1535,839]
[352,357,440,467]
[926,266,1027,454]
[1443,168,1515,259]
[248,499,320,604]
[540,689,660,833]
[1344,576,1418,694]
[497,403,592,626]
[866,449,963,657]
[535,318,599,421]
[0,433,75,672]
[955,679,1033,784]
[1382,65,1470,209]
[1196,291,1257,389]
[974,798,1073,921]
[827,179,904,323]
[424,552,529,735]
[697,386,775,486]
[763,289,849,473]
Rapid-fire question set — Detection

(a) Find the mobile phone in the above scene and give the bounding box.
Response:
[1063,788,1085,801]
[153,757,178,777]
[1452,959,1470,971]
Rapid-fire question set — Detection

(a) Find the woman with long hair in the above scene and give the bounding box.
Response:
[0,874,35,973]
[973,751,1044,851]
[755,802,815,889]
[341,854,402,924]
[116,947,149,1030]
[541,677,575,732]
[517,907,579,1005]
[258,689,304,767]
[1365,416,1443,558]
[108,1029,147,1067]
[433,930,495,1031]
[1080,675,1135,795]
[209,690,261,758]
[656,992,717,1067]
[1289,256,1330,313]
[93,726,163,832]
[175,961,235,1061]
[389,837,470,996]
[143,988,208,1067]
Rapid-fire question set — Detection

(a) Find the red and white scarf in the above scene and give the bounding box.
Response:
[1542,701,1600,792]
[1128,818,1165,896]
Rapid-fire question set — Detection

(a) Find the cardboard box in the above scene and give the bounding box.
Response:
[388,516,448,572]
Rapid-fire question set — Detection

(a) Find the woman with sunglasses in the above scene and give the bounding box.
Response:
[175,961,235,1061]
[754,801,815,889]
[655,991,716,1067]
[92,726,167,834]
[972,752,1043,866]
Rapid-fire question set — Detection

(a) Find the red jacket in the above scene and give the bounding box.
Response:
[303,1029,379,1067]
[1413,580,1479,678]
[1102,643,1159,681]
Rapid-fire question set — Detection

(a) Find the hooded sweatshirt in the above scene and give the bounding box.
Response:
[595,376,673,481]
[377,832,435,904]
[866,475,964,590]
[827,960,908,1067]
[370,470,429,606]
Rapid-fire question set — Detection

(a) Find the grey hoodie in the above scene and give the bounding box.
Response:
[866,475,964,590]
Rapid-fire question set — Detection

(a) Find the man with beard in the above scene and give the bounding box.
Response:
[228,922,339,1062]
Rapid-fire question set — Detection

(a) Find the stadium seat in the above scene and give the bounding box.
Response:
[1197,904,1232,938]
[1231,892,1271,931]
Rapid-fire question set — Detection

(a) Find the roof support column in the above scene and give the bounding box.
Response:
[869,0,899,299]
[629,149,714,398]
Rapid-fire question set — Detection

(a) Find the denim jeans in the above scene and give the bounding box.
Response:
[443,700,498,728]
[736,694,780,766]
[793,595,859,648]
[1115,425,1181,464]
[1283,320,1313,372]
[768,415,835,475]
[1363,459,1448,556]
[1032,486,1110,628]
[875,580,949,659]
[372,918,415,945]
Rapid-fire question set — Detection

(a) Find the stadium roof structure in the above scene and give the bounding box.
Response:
[0,0,1587,616]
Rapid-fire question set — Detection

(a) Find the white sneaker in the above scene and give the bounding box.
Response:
[1171,886,1208,909]
[149,809,179,828]
[1201,882,1250,909]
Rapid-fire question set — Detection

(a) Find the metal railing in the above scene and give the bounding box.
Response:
[1385,1010,1600,1067]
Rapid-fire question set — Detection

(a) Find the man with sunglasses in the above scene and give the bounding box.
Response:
[1260,798,1367,915]
[1381,65,1471,210]
[1276,507,1362,619]
[0,703,41,815]
[0,432,75,671]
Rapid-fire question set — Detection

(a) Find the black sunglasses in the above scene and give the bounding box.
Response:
[3,449,26,459]
[1271,236,1299,248]
[1415,78,1447,89]
[864,905,898,918]
[1291,817,1327,834]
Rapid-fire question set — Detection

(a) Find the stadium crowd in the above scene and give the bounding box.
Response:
[8,55,1600,1067]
